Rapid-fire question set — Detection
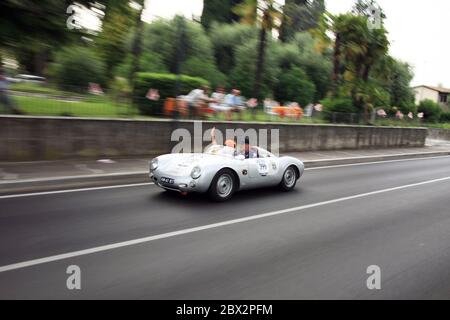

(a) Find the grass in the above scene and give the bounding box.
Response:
[9,95,137,118]
[9,82,74,96]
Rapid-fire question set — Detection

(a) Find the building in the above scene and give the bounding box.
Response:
[413,85,450,109]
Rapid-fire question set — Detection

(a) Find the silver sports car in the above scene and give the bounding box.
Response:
[149,145,305,201]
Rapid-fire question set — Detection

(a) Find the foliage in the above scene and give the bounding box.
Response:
[96,1,137,77]
[288,32,332,101]
[321,97,357,121]
[208,23,258,76]
[417,99,443,123]
[274,67,316,106]
[440,112,450,123]
[138,17,225,88]
[133,72,209,115]
[201,0,243,29]
[48,46,106,91]
[279,0,325,42]
[228,40,279,98]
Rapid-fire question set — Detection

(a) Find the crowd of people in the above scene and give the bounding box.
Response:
[165,85,310,121]
[180,86,251,120]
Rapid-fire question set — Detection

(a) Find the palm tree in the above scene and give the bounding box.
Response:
[234,0,282,101]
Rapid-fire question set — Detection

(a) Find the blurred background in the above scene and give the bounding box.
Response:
[0,0,449,127]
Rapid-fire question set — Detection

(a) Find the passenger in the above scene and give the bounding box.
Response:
[209,127,236,157]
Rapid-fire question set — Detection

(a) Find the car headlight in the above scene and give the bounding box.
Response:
[150,158,159,171]
[191,166,202,179]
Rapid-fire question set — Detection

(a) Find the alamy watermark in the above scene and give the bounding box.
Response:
[66,265,81,290]
[367,5,382,30]
[170,122,280,156]
[366,265,381,290]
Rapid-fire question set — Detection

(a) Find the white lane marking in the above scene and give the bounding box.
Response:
[0,183,154,200]
[0,155,449,199]
[0,171,147,185]
[305,155,450,171]
[1,176,449,273]
[74,164,104,175]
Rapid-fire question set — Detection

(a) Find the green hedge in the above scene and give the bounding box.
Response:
[440,111,450,123]
[321,98,357,122]
[417,99,443,123]
[133,73,209,115]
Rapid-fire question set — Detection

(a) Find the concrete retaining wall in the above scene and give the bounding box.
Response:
[428,128,450,141]
[0,116,428,161]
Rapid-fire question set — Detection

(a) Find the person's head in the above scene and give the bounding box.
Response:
[216,87,225,94]
[231,89,239,96]
[224,139,236,148]
[201,85,210,94]
[244,137,250,152]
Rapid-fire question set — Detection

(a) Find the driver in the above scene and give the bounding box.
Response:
[242,137,258,159]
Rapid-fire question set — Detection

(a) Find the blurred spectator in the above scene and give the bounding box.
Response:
[247,98,258,119]
[314,104,323,112]
[88,83,104,95]
[0,68,19,114]
[186,85,214,119]
[210,87,232,119]
[304,104,314,117]
[225,89,245,120]
[146,88,160,101]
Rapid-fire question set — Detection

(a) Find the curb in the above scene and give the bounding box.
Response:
[1,151,449,196]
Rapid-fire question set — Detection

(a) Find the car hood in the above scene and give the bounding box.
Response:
[156,153,229,177]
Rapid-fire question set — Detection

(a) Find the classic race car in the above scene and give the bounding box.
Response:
[149,145,305,201]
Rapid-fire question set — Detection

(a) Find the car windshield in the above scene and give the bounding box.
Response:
[205,145,274,159]
[204,144,235,157]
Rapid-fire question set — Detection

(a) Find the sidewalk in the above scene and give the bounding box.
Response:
[1,141,449,195]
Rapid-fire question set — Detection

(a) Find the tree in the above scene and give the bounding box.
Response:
[96,1,137,79]
[288,32,332,101]
[49,46,106,90]
[131,17,226,88]
[209,23,258,76]
[234,0,282,101]
[0,0,105,75]
[274,67,316,106]
[328,13,389,120]
[372,56,415,112]
[229,39,279,98]
[201,0,244,29]
[129,0,145,86]
[279,0,325,42]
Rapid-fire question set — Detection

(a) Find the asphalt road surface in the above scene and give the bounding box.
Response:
[1,156,450,299]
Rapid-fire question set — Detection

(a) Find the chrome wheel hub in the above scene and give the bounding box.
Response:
[284,168,296,188]
[217,174,233,198]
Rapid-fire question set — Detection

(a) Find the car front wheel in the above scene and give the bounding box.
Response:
[279,166,298,191]
[209,169,236,202]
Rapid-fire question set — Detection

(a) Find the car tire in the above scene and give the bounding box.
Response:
[209,169,236,202]
[279,166,298,191]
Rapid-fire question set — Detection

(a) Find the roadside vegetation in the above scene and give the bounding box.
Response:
[1,0,449,129]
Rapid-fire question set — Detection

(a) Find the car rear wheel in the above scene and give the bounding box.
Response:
[279,166,298,191]
[209,169,236,202]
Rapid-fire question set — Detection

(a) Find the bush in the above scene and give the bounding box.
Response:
[440,111,450,123]
[274,67,316,106]
[321,98,357,122]
[49,46,106,91]
[417,99,443,123]
[133,72,209,115]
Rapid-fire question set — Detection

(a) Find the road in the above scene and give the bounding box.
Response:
[0,156,450,299]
